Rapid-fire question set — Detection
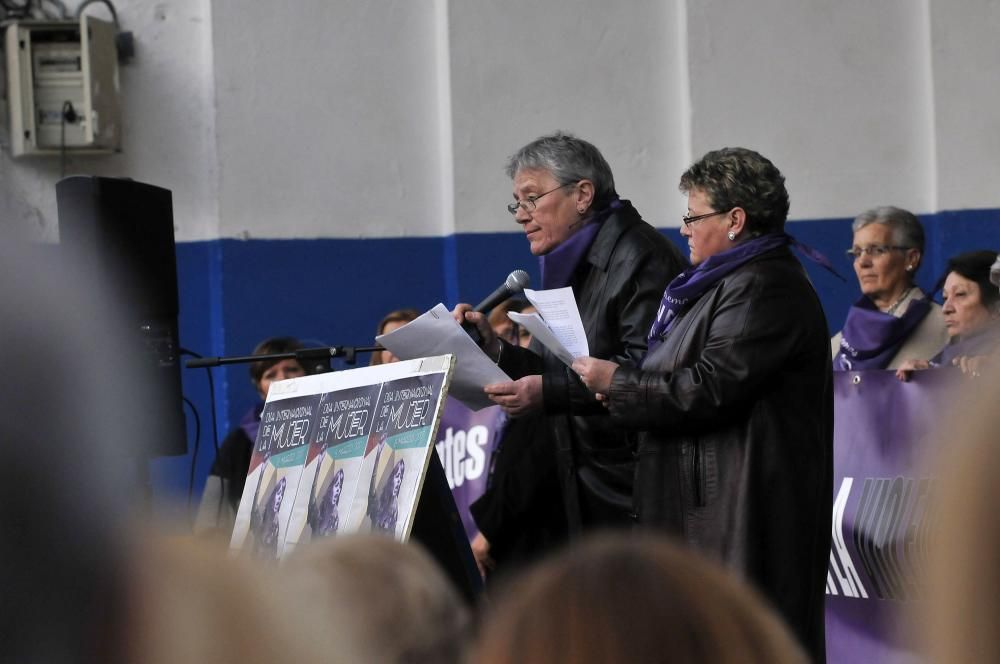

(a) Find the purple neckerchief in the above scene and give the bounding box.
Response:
[540,198,623,290]
[240,400,265,442]
[647,233,798,352]
[933,321,1000,367]
[485,409,509,491]
[833,295,931,370]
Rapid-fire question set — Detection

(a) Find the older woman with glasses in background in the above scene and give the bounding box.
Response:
[896,250,1000,380]
[832,206,948,371]
[454,132,687,569]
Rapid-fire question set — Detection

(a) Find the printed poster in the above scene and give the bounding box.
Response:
[229,354,453,558]
[349,372,447,540]
[285,383,384,552]
[230,393,321,560]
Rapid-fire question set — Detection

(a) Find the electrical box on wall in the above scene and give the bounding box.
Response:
[3,16,121,156]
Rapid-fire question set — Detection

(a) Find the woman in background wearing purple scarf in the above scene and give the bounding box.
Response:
[453,132,687,569]
[832,206,947,371]
[573,148,832,663]
[897,250,1000,380]
[193,336,306,535]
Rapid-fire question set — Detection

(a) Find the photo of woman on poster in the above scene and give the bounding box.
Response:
[313,468,346,537]
[250,476,286,559]
[367,436,405,536]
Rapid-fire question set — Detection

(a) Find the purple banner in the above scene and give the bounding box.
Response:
[826,369,958,663]
[436,397,504,540]
[440,370,960,655]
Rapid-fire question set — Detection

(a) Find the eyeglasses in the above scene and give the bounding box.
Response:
[681,210,730,227]
[845,245,911,260]
[507,182,575,216]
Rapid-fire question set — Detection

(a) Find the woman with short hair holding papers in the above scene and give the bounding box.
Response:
[454,132,686,548]
[573,148,832,662]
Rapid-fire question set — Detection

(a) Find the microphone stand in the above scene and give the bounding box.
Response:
[185,345,384,374]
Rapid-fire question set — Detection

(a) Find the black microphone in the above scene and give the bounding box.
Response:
[474,270,531,313]
[463,270,531,345]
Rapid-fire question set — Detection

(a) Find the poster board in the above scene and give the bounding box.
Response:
[230,354,454,559]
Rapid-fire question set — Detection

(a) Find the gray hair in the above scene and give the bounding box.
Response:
[505,132,617,205]
[851,206,926,255]
[679,147,789,236]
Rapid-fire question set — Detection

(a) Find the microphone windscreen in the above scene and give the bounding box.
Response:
[506,270,531,293]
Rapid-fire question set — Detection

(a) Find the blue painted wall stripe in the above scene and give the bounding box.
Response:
[152,209,1000,504]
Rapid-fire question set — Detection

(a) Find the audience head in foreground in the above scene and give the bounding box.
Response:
[287,534,471,663]
[474,534,807,664]
[0,241,166,664]
[921,371,1000,663]
[128,537,328,664]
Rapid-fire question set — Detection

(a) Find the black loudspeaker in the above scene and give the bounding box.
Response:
[56,176,187,457]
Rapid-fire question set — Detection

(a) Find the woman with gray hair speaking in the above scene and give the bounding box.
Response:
[454,131,686,567]
[832,206,947,370]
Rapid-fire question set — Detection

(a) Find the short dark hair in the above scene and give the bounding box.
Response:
[487,297,529,329]
[371,309,421,366]
[941,250,1000,309]
[679,147,790,236]
[249,336,303,385]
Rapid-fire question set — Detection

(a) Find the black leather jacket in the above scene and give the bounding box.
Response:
[499,201,687,531]
[608,246,833,662]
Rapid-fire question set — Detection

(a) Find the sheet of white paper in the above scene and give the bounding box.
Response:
[376,303,510,410]
[522,287,590,358]
[507,311,576,367]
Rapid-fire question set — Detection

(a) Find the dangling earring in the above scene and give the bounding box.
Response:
[906,265,914,272]
[727,231,737,241]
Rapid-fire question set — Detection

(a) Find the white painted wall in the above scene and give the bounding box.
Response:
[1,0,218,242]
[448,0,689,232]
[210,0,448,239]
[687,0,937,220]
[2,0,998,241]
[929,0,1000,212]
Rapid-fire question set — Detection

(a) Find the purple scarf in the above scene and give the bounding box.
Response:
[540,198,623,289]
[240,400,265,442]
[485,409,509,491]
[833,295,931,370]
[647,233,801,351]
[933,321,1000,367]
